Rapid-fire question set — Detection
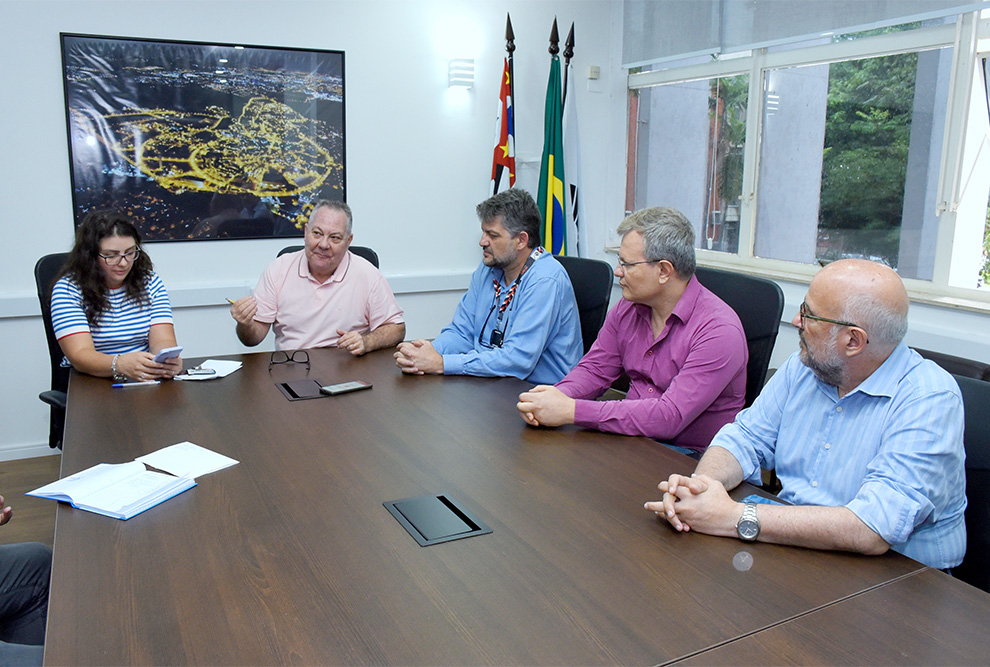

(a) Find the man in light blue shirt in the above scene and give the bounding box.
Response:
[395,189,582,384]
[646,259,966,570]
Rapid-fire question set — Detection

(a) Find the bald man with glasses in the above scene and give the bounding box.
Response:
[647,258,967,571]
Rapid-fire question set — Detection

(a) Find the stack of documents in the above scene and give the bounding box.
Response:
[28,442,238,520]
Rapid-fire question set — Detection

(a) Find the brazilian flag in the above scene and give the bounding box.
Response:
[537,54,566,255]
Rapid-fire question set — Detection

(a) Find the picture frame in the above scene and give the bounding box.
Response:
[60,33,346,242]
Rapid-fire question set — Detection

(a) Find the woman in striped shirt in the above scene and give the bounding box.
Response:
[50,210,182,381]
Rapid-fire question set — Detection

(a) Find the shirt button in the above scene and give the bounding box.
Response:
[648,388,654,393]
[825,443,831,450]
[812,481,819,487]
[836,406,843,413]
[648,351,653,356]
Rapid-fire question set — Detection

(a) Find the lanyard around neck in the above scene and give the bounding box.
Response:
[491,247,544,318]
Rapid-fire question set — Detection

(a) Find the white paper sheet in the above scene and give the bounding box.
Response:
[175,359,243,381]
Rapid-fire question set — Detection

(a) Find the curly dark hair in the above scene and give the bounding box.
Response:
[476,189,542,249]
[58,210,155,326]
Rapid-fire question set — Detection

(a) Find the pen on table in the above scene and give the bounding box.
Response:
[112,380,160,388]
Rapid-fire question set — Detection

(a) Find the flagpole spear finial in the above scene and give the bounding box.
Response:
[562,22,575,104]
[549,17,559,56]
[505,13,515,55]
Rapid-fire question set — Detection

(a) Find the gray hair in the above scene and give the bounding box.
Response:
[309,199,353,235]
[839,293,908,347]
[616,207,696,277]
[476,189,542,249]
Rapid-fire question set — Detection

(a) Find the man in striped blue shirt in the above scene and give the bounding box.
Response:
[646,259,966,570]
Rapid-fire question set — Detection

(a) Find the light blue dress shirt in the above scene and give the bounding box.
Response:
[432,253,582,384]
[714,344,967,569]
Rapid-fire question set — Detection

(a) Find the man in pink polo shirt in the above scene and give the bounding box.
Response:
[230,200,405,354]
[516,207,748,456]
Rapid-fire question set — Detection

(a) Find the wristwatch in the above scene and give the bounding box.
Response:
[736,502,760,542]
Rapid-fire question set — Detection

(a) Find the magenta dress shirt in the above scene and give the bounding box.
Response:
[555,276,748,451]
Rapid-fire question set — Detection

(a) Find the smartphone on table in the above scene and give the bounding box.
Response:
[153,346,183,363]
[320,381,372,396]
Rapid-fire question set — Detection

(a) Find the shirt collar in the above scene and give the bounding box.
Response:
[840,342,912,399]
[630,274,704,328]
[494,247,546,286]
[300,249,350,285]
[669,275,704,325]
[801,343,911,402]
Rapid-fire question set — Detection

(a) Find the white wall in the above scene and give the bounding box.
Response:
[0,0,627,460]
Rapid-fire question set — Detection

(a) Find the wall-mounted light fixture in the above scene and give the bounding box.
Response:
[448,59,475,88]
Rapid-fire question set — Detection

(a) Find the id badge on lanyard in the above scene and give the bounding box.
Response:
[486,247,544,348]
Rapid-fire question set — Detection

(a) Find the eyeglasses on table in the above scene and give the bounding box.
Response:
[269,350,310,372]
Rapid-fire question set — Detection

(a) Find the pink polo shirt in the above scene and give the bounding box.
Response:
[253,250,404,351]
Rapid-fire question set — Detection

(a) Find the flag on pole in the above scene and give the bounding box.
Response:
[562,26,585,257]
[490,56,516,195]
[538,52,566,255]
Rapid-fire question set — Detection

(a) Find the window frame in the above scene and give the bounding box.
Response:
[626,15,990,312]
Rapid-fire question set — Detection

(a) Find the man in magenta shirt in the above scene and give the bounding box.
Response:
[517,207,747,454]
[230,200,405,354]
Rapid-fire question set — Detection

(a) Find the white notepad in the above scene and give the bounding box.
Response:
[27,461,196,520]
[27,442,238,520]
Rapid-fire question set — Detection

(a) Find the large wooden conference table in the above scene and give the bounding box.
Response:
[45,348,986,665]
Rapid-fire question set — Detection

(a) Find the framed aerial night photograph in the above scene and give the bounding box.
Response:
[60,33,346,242]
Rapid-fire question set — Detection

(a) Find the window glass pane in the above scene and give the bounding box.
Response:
[626,75,748,254]
[754,48,950,278]
[962,57,990,290]
[981,54,990,289]
[982,202,990,288]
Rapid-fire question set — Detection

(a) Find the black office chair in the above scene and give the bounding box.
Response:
[694,266,785,407]
[951,374,990,593]
[915,348,990,382]
[34,253,71,449]
[555,255,613,355]
[277,244,380,268]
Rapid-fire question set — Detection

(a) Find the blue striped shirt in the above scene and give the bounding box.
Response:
[714,344,967,569]
[51,273,174,363]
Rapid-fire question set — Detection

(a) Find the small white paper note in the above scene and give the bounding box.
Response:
[175,359,243,381]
